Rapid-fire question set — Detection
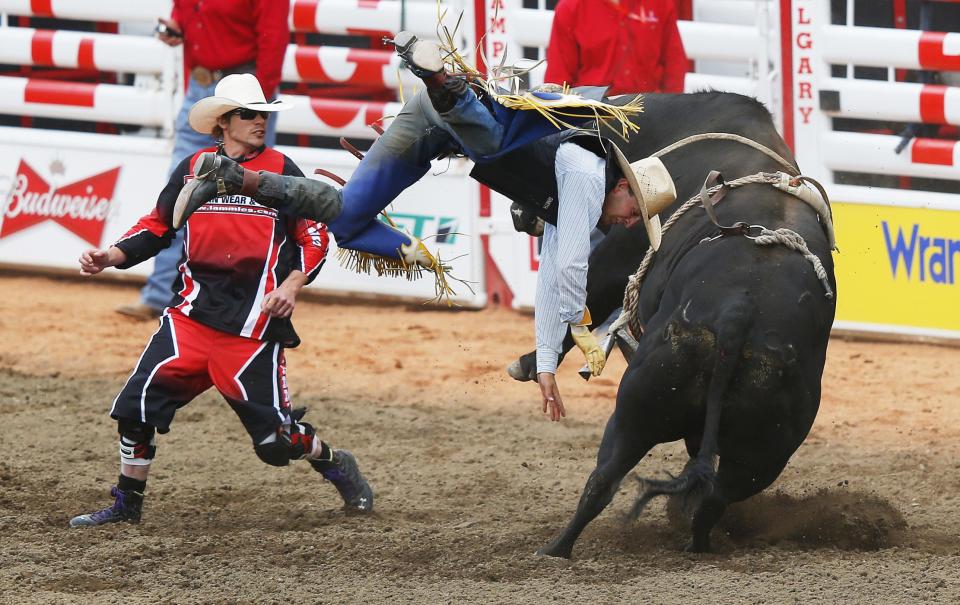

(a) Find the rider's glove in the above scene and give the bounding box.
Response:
[570,307,606,377]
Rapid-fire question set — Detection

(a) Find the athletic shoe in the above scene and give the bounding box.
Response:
[115,303,162,321]
[69,486,143,527]
[310,450,374,513]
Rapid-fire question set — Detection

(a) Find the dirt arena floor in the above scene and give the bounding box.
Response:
[1,274,958,604]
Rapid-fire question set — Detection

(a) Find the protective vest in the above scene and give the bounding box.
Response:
[469,131,618,226]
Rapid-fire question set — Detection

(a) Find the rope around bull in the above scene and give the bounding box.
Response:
[651,133,798,175]
[611,172,831,340]
[753,227,832,289]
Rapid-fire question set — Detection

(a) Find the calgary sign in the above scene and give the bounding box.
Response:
[1,159,121,247]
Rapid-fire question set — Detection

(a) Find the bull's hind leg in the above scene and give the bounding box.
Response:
[687,456,789,552]
[538,416,654,559]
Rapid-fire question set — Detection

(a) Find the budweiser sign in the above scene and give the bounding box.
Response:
[1,160,121,246]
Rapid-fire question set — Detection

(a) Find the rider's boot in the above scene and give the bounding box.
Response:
[392,31,469,113]
[172,152,344,229]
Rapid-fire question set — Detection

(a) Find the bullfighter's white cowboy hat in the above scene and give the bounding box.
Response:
[188,73,292,134]
[610,144,677,251]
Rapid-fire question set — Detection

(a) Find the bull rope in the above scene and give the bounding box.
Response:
[752,228,833,296]
[650,132,798,175]
[611,172,832,340]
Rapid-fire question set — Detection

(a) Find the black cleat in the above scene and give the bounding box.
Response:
[310,450,374,513]
[69,486,143,527]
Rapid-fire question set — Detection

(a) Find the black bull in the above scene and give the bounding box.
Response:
[526,92,838,556]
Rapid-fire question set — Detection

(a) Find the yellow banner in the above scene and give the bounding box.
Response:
[833,201,960,332]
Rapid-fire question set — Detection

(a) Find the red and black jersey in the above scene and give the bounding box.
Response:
[114,146,328,347]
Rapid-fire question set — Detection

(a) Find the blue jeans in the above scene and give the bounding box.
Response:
[329,88,503,258]
[378,88,504,163]
[140,76,279,310]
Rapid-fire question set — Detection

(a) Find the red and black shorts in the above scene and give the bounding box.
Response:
[110,310,292,443]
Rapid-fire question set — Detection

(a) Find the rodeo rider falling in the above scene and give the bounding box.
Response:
[172,32,678,422]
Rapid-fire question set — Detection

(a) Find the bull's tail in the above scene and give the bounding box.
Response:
[629,301,752,519]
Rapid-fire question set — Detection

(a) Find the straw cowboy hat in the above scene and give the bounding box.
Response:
[610,144,677,251]
[188,73,292,134]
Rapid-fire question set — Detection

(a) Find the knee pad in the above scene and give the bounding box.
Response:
[254,436,291,467]
[288,422,318,460]
[117,418,156,466]
[253,422,319,467]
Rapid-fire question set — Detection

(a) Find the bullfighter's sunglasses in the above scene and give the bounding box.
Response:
[229,108,270,121]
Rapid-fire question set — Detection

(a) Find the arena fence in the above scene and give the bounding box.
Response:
[783,0,960,341]
[0,0,957,340]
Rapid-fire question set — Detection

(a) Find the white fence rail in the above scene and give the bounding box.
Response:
[288,0,448,36]
[0,0,777,138]
[821,78,960,126]
[0,74,402,138]
[0,27,170,74]
[821,25,960,71]
[281,45,418,88]
[278,96,403,138]
[0,75,170,127]
[821,132,960,181]
[0,0,170,22]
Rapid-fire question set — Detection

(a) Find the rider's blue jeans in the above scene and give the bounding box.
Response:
[328,88,504,258]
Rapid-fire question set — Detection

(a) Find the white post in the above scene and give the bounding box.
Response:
[786,0,831,182]
[160,45,181,141]
[755,0,773,112]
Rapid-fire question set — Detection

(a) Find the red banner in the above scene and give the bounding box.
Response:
[1,160,121,246]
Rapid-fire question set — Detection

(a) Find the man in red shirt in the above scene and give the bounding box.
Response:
[117,0,290,321]
[160,0,288,102]
[544,0,687,95]
[70,75,372,527]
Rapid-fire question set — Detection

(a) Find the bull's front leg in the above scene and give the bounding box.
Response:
[538,417,651,559]
[538,465,618,558]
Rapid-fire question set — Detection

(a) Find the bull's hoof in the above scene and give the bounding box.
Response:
[506,359,534,382]
[536,540,573,559]
[683,539,711,554]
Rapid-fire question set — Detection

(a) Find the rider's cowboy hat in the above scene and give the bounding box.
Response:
[610,144,677,251]
[188,73,292,134]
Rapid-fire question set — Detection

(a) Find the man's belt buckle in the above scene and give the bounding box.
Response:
[191,66,223,87]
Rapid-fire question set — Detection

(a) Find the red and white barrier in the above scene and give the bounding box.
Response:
[821,132,960,181]
[822,25,960,71]
[785,0,960,186]
[0,0,170,22]
[281,44,418,88]
[0,72,400,138]
[0,76,169,127]
[277,95,402,138]
[0,27,169,74]
[0,0,774,134]
[821,78,960,126]
[503,6,764,62]
[289,0,443,37]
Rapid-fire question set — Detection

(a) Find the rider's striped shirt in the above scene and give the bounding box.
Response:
[535,143,606,374]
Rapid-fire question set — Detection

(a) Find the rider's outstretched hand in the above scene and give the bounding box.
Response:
[537,372,566,422]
